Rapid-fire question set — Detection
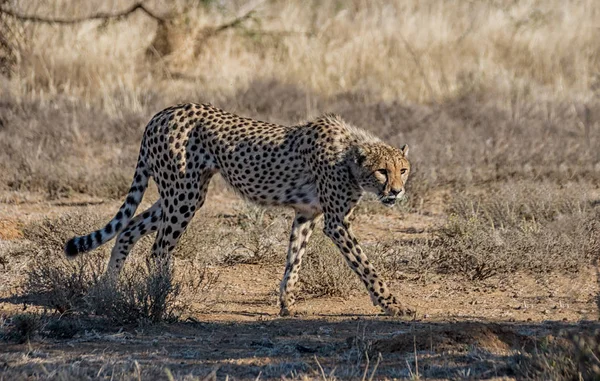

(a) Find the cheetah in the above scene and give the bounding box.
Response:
[65,103,412,317]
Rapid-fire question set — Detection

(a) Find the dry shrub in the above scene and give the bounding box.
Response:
[20,212,217,325]
[173,214,234,264]
[25,250,216,324]
[177,202,289,266]
[360,182,600,282]
[517,330,600,380]
[1,313,41,343]
[24,251,104,313]
[0,1,598,201]
[299,232,360,298]
[43,318,79,339]
[222,204,288,265]
[428,183,599,280]
[363,240,432,281]
[21,211,109,311]
[86,261,184,324]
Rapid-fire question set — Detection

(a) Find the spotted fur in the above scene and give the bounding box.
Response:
[65,103,412,316]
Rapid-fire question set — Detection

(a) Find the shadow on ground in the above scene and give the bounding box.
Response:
[2,306,599,380]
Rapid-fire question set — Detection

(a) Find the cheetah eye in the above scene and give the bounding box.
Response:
[400,168,407,175]
[376,169,387,176]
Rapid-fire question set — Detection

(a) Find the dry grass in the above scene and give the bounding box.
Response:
[15,212,217,325]
[7,0,600,104]
[517,330,600,380]
[299,232,360,299]
[1,1,599,378]
[430,182,599,279]
[367,182,600,282]
[0,0,598,198]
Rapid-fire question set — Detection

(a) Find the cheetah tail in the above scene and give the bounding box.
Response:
[63,156,150,259]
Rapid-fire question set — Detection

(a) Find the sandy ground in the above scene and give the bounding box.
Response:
[0,191,598,379]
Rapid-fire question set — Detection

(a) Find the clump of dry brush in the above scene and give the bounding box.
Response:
[17,211,218,326]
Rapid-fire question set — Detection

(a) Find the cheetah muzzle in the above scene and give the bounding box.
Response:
[64,103,413,318]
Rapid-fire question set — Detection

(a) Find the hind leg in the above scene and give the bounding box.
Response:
[279,210,321,316]
[106,201,162,277]
[150,172,213,267]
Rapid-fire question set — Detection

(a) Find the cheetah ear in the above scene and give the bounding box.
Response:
[400,144,409,157]
[354,146,367,166]
[349,146,367,166]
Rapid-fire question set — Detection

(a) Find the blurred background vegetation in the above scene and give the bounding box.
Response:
[0,0,598,199]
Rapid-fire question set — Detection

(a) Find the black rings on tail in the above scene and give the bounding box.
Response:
[64,153,150,259]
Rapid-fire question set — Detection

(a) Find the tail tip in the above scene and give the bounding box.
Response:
[64,238,80,259]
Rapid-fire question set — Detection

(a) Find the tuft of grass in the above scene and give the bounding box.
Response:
[430,183,599,280]
[1,313,41,343]
[221,203,288,265]
[517,330,600,380]
[299,232,360,298]
[20,212,217,325]
[43,318,80,340]
[24,251,104,313]
[85,261,183,325]
[22,211,109,312]
[360,182,600,282]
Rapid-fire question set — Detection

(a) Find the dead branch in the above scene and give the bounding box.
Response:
[0,2,166,24]
[193,8,258,56]
[209,9,256,37]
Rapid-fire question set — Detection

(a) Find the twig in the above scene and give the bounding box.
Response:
[413,334,420,379]
[0,2,166,24]
[193,5,263,56]
[314,355,328,380]
[368,353,382,381]
[209,8,256,36]
[193,7,256,57]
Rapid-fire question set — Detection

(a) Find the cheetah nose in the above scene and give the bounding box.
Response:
[390,189,403,197]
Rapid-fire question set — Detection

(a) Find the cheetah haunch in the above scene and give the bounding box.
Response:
[65,103,412,317]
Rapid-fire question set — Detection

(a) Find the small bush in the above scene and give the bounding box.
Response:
[517,330,600,380]
[25,253,217,325]
[21,213,218,325]
[420,184,599,280]
[299,233,360,298]
[85,258,217,324]
[86,261,182,324]
[24,250,104,313]
[21,212,109,311]
[2,313,41,343]
[222,203,288,265]
[43,318,80,340]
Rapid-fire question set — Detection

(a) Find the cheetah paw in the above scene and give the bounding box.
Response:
[383,303,415,317]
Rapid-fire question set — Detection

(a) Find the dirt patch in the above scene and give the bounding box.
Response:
[0,219,23,240]
[373,322,537,354]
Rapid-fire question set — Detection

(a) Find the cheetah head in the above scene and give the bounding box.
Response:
[350,143,410,207]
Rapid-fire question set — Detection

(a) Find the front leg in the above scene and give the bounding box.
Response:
[323,217,414,317]
[279,211,321,316]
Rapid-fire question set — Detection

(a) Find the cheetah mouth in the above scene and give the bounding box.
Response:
[380,196,397,207]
